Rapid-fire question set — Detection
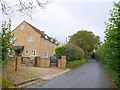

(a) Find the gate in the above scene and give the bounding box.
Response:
[50,56,58,67]
[21,57,40,67]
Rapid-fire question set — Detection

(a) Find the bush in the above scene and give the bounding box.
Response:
[95,43,120,88]
[66,59,86,68]
[55,43,84,61]
[81,58,86,64]
[66,60,81,68]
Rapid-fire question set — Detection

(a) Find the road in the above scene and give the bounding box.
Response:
[27,60,111,88]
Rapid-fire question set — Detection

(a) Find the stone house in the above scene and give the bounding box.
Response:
[11,21,59,58]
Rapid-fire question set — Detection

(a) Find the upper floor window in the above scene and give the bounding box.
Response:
[44,51,48,58]
[31,50,36,56]
[28,36,34,42]
[10,36,16,43]
[21,25,25,29]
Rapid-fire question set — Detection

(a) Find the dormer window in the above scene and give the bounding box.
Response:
[51,39,53,42]
[21,25,24,29]
[45,35,48,39]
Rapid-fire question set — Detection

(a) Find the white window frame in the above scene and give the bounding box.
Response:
[44,51,48,58]
[28,36,34,42]
[25,49,29,55]
[10,36,16,43]
[31,50,36,56]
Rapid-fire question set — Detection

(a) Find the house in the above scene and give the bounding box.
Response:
[11,21,59,59]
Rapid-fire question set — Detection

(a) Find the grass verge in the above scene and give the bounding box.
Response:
[2,77,15,88]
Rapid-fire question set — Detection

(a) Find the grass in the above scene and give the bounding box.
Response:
[0,76,2,89]
[2,77,15,88]
[66,59,86,68]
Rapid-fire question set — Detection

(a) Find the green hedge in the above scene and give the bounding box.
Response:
[66,59,86,68]
[95,43,120,88]
[55,43,84,61]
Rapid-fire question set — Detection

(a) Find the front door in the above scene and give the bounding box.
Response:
[15,50,22,56]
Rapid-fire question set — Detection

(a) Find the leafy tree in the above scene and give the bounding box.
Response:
[0,19,14,63]
[95,2,120,88]
[105,2,120,87]
[68,30,100,56]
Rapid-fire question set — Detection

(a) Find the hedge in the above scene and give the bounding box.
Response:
[55,43,84,61]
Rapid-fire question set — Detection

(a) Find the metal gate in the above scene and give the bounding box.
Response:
[50,57,58,67]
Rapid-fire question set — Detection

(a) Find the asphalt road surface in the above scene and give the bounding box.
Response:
[27,60,111,88]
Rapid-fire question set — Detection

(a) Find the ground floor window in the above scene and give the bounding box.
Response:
[31,50,36,56]
[25,49,29,55]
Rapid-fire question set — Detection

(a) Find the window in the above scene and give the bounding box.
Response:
[25,49,29,55]
[21,25,24,29]
[28,36,34,42]
[31,50,36,56]
[10,36,16,43]
[44,51,48,58]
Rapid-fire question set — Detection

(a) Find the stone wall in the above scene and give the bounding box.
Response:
[4,56,21,71]
[39,58,50,68]
[58,56,66,68]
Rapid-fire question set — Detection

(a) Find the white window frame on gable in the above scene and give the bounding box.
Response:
[21,25,25,29]
[31,50,36,56]
[44,51,48,58]
[25,49,29,55]
[28,36,34,42]
[10,36,16,43]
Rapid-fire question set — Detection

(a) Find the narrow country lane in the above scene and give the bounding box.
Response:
[27,60,111,88]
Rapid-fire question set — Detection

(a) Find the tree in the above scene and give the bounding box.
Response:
[0,0,52,18]
[68,30,100,56]
[95,2,120,88]
[0,19,14,63]
[104,1,120,71]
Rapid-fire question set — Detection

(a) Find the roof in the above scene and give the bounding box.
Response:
[12,45,24,50]
[13,21,59,45]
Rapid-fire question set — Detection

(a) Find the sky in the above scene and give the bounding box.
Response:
[1,0,120,45]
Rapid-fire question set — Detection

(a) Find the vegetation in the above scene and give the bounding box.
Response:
[0,19,14,63]
[2,78,15,88]
[69,30,100,57]
[95,2,120,88]
[55,43,84,61]
[66,59,86,68]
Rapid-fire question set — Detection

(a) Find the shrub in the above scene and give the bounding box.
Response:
[81,58,86,64]
[66,59,86,68]
[66,60,81,68]
[55,43,84,61]
[95,43,120,88]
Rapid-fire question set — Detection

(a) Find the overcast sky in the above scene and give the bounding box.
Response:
[1,0,119,44]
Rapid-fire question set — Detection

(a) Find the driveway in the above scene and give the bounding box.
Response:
[27,60,111,88]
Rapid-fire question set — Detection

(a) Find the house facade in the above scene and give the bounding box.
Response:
[11,21,58,58]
